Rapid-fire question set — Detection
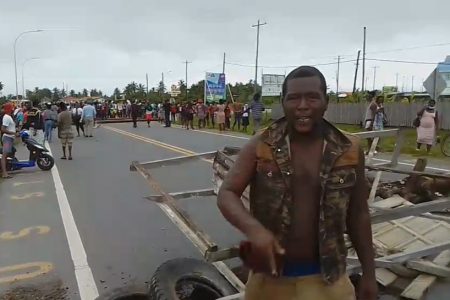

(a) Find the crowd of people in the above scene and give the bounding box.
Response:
[123,93,266,135]
[364,91,440,154]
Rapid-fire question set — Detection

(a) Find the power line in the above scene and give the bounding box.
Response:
[366,58,449,65]
[225,59,357,69]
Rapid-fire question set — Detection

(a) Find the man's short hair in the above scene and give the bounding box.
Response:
[282,66,327,98]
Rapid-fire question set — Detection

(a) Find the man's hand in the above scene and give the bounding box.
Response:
[245,226,285,276]
[358,274,378,300]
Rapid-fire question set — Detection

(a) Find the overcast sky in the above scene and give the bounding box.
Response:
[0,0,448,96]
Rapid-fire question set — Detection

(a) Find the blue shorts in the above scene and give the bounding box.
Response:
[282,261,321,277]
[1,135,14,154]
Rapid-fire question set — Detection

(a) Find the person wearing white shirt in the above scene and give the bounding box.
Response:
[1,103,16,178]
[80,102,96,137]
[72,103,85,137]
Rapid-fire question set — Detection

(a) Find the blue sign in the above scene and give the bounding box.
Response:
[205,73,226,102]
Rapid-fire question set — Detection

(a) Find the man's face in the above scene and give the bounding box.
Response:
[283,76,327,134]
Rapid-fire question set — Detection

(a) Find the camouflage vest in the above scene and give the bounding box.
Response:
[249,118,361,284]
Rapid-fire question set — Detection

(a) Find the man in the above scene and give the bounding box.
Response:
[250,92,265,135]
[196,100,207,129]
[131,100,140,128]
[217,66,377,300]
[232,100,243,131]
[81,101,96,137]
[58,102,74,160]
[72,102,85,137]
[1,103,16,178]
[42,103,58,143]
[364,91,384,154]
[163,100,171,128]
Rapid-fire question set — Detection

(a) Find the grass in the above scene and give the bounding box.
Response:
[178,116,449,159]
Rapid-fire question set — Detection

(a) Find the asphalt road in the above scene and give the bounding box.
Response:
[0,122,449,300]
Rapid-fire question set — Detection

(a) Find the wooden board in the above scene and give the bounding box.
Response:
[401,250,450,300]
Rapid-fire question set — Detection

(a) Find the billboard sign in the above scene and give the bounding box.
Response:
[205,73,226,102]
[262,74,285,96]
[170,84,181,97]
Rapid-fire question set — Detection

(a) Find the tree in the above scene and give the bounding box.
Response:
[157,81,166,94]
[52,87,60,101]
[61,89,67,98]
[90,89,100,97]
[124,82,138,100]
[0,81,3,92]
[113,88,121,100]
[82,89,89,97]
[70,90,76,97]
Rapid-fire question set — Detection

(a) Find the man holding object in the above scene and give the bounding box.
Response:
[217,66,377,300]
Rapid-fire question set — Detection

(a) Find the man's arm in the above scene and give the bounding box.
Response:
[217,136,261,236]
[347,146,377,299]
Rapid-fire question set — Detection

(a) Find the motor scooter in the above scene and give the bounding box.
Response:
[0,130,54,171]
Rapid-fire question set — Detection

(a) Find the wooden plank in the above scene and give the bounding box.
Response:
[389,129,406,167]
[401,250,450,300]
[366,137,380,164]
[366,165,450,179]
[375,268,398,286]
[406,259,450,277]
[132,162,217,251]
[145,188,215,202]
[371,195,405,209]
[130,151,216,170]
[368,171,382,205]
[371,198,450,224]
[353,128,400,139]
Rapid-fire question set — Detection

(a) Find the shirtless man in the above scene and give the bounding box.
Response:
[217,66,377,300]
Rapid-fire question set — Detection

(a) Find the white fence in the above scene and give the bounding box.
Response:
[324,102,449,130]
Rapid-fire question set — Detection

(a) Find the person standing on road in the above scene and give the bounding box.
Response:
[416,99,439,153]
[364,91,381,154]
[58,102,75,160]
[242,103,250,132]
[216,100,226,132]
[145,102,154,128]
[1,103,16,179]
[163,100,171,128]
[81,101,96,137]
[196,100,207,129]
[131,101,140,128]
[250,92,265,135]
[232,100,243,131]
[72,103,85,137]
[42,103,58,143]
[209,102,217,129]
[185,101,195,130]
[224,101,231,130]
[217,66,377,300]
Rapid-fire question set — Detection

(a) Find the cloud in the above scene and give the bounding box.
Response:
[0,0,449,96]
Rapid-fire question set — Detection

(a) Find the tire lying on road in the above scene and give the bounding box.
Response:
[149,258,238,300]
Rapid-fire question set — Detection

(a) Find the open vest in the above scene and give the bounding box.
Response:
[249,118,361,284]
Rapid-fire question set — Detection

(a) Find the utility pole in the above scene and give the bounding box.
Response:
[372,66,379,90]
[353,50,361,93]
[222,52,226,74]
[146,73,149,95]
[336,56,341,100]
[362,27,367,92]
[411,76,414,92]
[184,60,192,100]
[161,72,164,89]
[395,73,399,91]
[252,19,267,92]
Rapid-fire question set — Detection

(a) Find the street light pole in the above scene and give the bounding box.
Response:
[183,61,191,100]
[22,57,40,98]
[14,30,43,100]
[372,66,379,90]
[252,19,267,92]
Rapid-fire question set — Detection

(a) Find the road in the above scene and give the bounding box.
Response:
[0,122,449,299]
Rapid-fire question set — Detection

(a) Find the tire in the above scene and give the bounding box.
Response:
[441,135,450,157]
[37,153,54,171]
[149,258,237,300]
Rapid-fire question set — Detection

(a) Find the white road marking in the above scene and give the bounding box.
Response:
[46,142,99,300]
